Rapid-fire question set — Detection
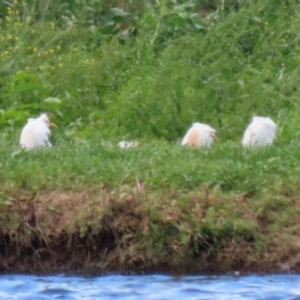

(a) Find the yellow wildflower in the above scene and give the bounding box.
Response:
[7,7,14,15]
[16,22,22,28]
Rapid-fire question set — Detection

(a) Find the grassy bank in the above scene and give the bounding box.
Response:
[1,0,300,274]
[1,139,300,274]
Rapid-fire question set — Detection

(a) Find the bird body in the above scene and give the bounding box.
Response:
[181,122,217,148]
[118,140,139,149]
[20,113,57,150]
[242,116,276,147]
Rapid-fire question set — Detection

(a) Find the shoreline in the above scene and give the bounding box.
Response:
[1,188,299,275]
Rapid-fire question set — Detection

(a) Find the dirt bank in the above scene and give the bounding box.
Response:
[1,186,300,275]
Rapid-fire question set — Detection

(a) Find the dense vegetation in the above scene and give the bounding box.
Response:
[1,0,300,274]
[1,0,300,141]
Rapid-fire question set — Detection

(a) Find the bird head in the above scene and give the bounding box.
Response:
[41,113,58,128]
[212,132,218,141]
[208,126,218,142]
[133,140,139,148]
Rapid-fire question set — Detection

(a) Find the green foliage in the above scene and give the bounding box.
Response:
[0,0,299,141]
[0,1,300,161]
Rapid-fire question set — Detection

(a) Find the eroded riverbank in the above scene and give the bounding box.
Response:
[1,186,300,275]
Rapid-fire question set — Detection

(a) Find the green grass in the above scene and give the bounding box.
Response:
[1,0,300,142]
[1,133,300,196]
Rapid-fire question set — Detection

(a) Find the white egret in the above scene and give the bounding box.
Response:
[20,113,57,150]
[242,116,276,147]
[118,140,139,149]
[181,122,217,148]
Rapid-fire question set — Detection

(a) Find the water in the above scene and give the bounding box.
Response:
[1,274,300,300]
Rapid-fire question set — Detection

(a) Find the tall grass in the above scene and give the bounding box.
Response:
[0,0,300,193]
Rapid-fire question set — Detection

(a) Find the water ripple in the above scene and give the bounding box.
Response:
[1,274,300,299]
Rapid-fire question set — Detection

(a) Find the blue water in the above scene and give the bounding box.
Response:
[1,274,300,299]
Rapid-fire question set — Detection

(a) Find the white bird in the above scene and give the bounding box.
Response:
[118,140,139,149]
[181,122,217,148]
[20,113,57,150]
[242,116,276,147]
